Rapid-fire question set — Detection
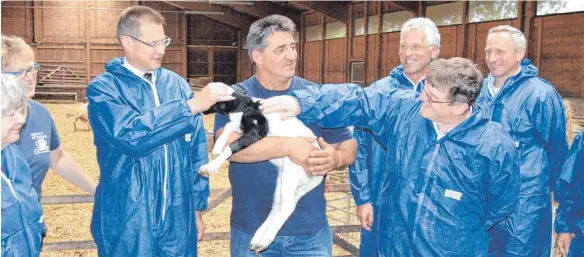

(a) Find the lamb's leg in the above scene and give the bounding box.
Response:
[251,159,301,252]
[212,122,237,157]
[294,175,324,202]
[250,163,284,251]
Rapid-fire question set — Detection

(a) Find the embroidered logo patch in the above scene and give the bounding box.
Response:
[444,189,462,201]
[32,132,50,155]
[185,133,192,142]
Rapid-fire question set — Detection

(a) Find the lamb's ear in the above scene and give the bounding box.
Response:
[251,97,262,103]
[231,84,247,95]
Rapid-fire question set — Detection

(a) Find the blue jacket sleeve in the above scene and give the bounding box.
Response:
[87,77,199,158]
[291,83,415,135]
[533,89,569,190]
[484,139,521,229]
[554,131,584,233]
[349,127,373,206]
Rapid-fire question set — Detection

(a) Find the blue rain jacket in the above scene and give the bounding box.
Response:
[349,66,424,257]
[87,57,209,257]
[474,59,568,257]
[554,129,584,257]
[1,144,43,257]
[291,83,520,257]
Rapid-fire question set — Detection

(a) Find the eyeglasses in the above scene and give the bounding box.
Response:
[2,63,40,79]
[398,44,431,53]
[422,87,454,104]
[127,35,171,48]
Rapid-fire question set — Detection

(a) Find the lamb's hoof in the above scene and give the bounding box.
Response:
[199,164,219,175]
[250,244,268,254]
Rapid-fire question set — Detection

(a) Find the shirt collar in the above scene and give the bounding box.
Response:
[404,74,425,91]
[487,66,521,97]
[432,107,473,140]
[122,57,156,84]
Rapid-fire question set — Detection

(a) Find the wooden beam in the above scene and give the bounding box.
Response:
[363,1,369,86]
[377,2,383,79]
[300,14,306,78]
[320,14,326,84]
[289,1,349,24]
[522,0,537,55]
[226,2,300,26]
[387,1,418,14]
[417,1,427,17]
[461,1,469,58]
[182,14,188,78]
[85,1,91,85]
[346,4,353,82]
[164,1,255,31]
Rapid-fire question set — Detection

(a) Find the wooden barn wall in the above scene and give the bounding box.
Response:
[300,5,584,98]
[530,13,584,98]
[1,1,190,85]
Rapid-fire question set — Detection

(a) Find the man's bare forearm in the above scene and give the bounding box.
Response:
[335,138,358,170]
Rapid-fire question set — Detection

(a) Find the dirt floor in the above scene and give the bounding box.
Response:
[39,103,358,257]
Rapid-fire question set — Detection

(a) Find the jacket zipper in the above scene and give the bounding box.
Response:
[146,76,169,221]
[412,144,440,243]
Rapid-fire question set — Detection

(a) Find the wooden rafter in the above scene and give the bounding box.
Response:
[289,1,349,24]
[164,1,255,31]
[225,2,300,26]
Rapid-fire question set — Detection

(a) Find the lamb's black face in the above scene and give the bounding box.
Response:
[203,91,259,115]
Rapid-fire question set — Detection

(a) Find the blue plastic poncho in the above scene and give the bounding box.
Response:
[349,66,424,257]
[87,58,209,257]
[474,59,568,257]
[1,144,43,257]
[554,129,584,256]
[291,83,520,257]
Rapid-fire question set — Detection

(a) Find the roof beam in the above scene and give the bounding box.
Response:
[387,1,418,14]
[289,1,349,24]
[164,1,255,31]
[226,2,301,26]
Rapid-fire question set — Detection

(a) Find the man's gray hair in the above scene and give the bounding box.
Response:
[117,6,165,43]
[427,57,483,105]
[1,74,27,115]
[401,18,441,46]
[247,14,296,63]
[488,25,526,50]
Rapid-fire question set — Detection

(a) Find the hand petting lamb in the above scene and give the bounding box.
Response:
[199,86,323,253]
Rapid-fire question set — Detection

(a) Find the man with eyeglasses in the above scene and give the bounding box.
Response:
[86,6,234,257]
[474,25,568,257]
[261,57,521,257]
[349,17,440,257]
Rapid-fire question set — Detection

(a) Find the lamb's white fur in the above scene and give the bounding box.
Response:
[199,111,323,253]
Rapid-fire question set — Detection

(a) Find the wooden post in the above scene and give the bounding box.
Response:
[237,30,241,81]
[300,14,306,78]
[346,4,353,82]
[182,14,188,78]
[377,2,383,80]
[534,18,542,68]
[208,48,214,81]
[320,14,326,84]
[363,1,369,86]
[522,0,536,56]
[461,1,469,58]
[417,1,426,17]
[85,1,91,86]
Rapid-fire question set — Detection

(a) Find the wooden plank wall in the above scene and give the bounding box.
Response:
[300,2,584,98]
[1,1,190,84]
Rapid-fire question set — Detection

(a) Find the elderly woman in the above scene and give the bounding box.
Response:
[1,34,96,241]
[1,74,44,257]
